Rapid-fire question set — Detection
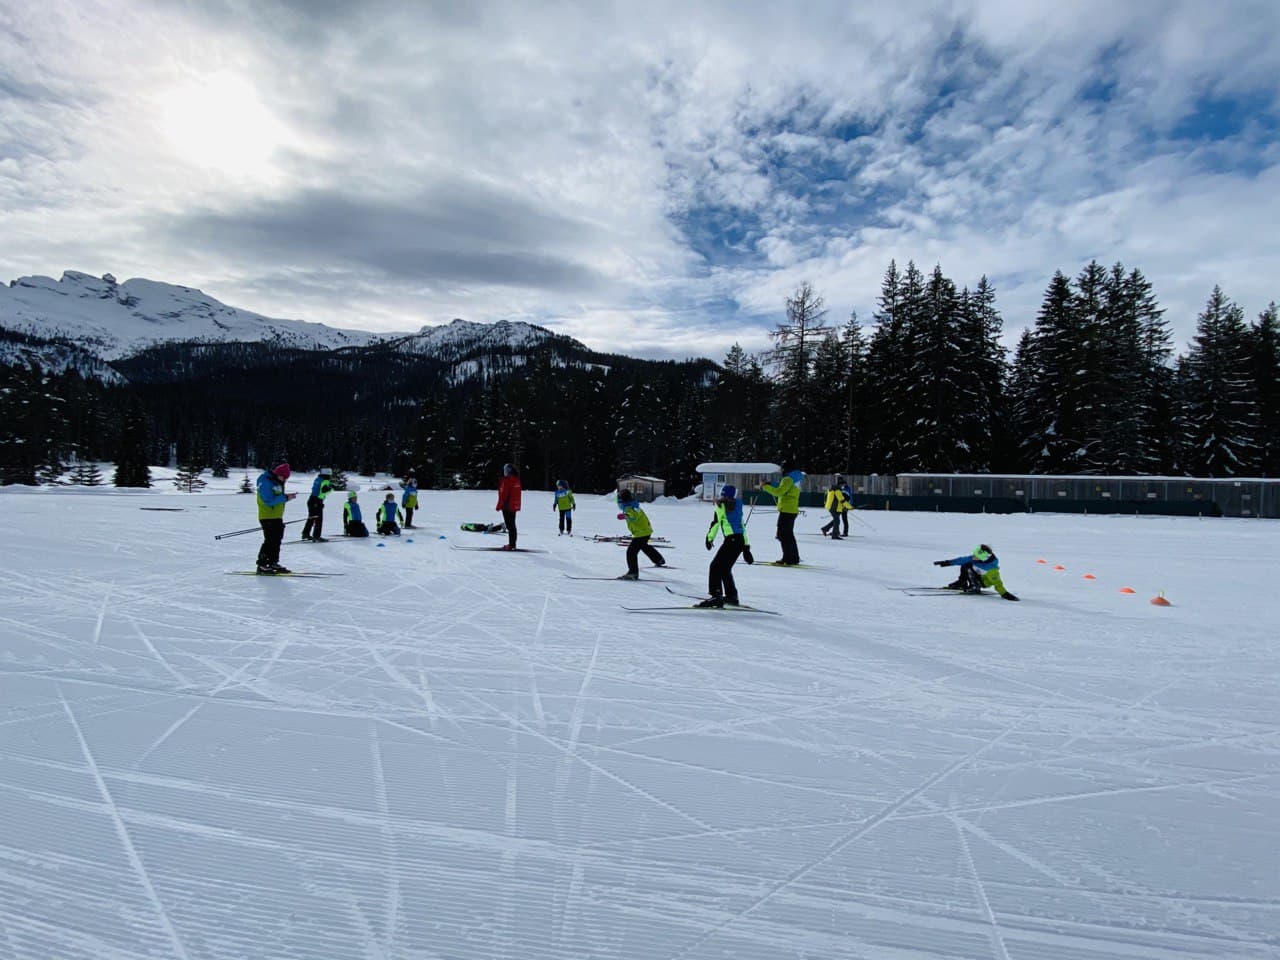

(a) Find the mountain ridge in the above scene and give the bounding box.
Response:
[0,271,591,373]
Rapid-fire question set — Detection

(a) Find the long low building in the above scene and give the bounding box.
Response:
[844,473,1280,519]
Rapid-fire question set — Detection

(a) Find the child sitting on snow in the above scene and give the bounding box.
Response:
[933,545,1019,600]
[343,491,369,537]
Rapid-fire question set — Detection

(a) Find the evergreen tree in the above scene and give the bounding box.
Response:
[69,460,104,486]
[898,264,967,471]
[1181,287,1258,476]
[956,277,1008,471]
[173,459,208,493]
[1250,303,1280,476]
[211,446,230,478]
[1005,329,1038,472]
[765,282,833,466]
[328,466,349,491]
[239,473,253,494]
[705,344,773,462]
[113,398,152,488]
[865,261,918,471]
[1018,271,1098,472]
[839,314,869,472]
[0,362,62,486]
[809,332,849,472]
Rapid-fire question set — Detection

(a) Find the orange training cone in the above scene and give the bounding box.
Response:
[1150,592,1172,607]
[1119,587,1136,594]
[1082,573,1097,580]
[1036,559,1048,564]
[1053,564,1066,571]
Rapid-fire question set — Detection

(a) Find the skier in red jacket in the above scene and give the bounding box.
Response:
[495,463,523,550]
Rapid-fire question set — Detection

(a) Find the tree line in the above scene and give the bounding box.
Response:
[1,258,1277,491]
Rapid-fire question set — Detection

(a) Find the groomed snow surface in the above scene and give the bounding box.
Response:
[2,476,1277,960]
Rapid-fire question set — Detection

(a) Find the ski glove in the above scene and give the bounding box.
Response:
[705,539,714,551]
[743,548,754,564]
[933,560,950,567]
[617,513,626,520]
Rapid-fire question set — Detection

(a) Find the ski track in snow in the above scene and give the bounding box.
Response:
[1,483,1278,959]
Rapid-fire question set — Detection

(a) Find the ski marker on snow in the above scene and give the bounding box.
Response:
[1053,564,1066,571]
[1150,592,1172,607]
[1082,573,1097,580]
[1119,586,1136,594]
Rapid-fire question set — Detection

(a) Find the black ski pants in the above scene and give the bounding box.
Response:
[821,507,842,539]
[257,518,284,566]
[502,509,518,548]
[626,535,666,575]
[404,506,415,527]
[558,510,572,534]
[708,534,744,602]
[302,495,324,540]
[776,512,800,564]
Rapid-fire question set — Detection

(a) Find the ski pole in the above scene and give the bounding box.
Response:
[851,510,876,532]
[214,518,305,540]
[745,494,758,527]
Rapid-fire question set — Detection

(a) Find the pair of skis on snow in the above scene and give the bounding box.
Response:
[562,577,780,615]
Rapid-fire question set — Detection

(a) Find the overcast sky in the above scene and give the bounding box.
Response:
[2,0,1278,360]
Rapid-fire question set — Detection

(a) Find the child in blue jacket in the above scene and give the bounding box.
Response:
[934,545,1019,600]
[377,493,405,536]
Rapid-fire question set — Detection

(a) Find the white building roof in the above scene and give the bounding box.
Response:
[696,462,781,473]
[618,475,666,483]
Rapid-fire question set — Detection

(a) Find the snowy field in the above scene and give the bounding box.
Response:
[1,474,1278,960]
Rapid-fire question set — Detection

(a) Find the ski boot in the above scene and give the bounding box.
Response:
[617,571,639,580]
[696,596,726,608]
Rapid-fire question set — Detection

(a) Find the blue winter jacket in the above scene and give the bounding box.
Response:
[344,501,363,524]
[310,475,335,499]
[945,553,999,573]
[401,482,418,508]
[256,471,288,519]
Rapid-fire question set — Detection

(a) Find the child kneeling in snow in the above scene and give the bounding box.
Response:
[933,544,1019,600]
[377,493,404,536]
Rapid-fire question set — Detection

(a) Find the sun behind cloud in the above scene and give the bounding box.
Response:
[156,72,288,179]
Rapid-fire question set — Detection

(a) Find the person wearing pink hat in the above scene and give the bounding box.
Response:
[256,462,297,574]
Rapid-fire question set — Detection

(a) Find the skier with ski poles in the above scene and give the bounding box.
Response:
[838,477,855,537]
[761,465,805,565]
[615,488,667,579]
[301,467,337,542]
[700,484,754,607]
[820,478,849,540]
[933,544,1020,600]
[255,463,297,574]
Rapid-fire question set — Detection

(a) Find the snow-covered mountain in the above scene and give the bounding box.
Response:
[386,317,583,360]
[0,272,597,382]
[0,270,392,360]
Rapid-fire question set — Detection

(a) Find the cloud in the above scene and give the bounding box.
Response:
[0,0,1277,359]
